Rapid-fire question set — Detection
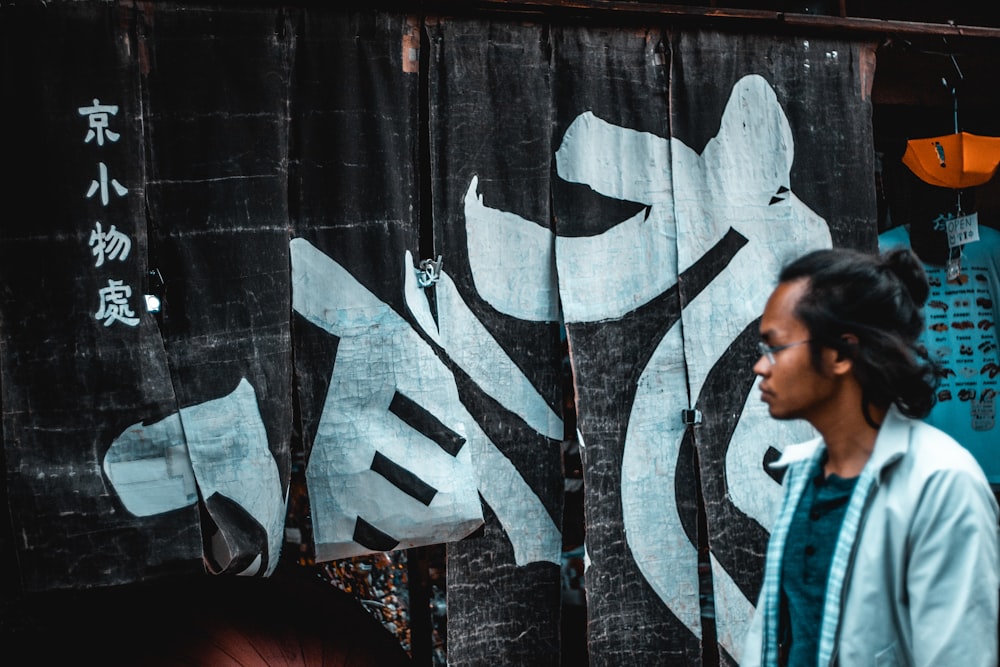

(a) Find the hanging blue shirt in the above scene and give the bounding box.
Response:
[880,224,1000,484]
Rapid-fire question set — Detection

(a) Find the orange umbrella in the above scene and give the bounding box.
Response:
[902,132,1000,189]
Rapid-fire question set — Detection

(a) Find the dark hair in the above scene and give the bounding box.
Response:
[778,246,938,426]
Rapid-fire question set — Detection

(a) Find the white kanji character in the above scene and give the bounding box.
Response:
[78,99,121,147]
[86,162,128,206]
[96,279,139,327]
[89,221,132,268]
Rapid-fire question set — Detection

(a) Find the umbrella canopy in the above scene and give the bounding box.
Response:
[902,132,1000,189]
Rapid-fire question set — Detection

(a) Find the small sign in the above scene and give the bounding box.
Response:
[947,212,980,248]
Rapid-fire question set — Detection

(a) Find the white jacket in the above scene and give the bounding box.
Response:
[741,406,1000,667]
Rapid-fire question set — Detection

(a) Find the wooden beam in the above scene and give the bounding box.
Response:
[373,0,1000,41]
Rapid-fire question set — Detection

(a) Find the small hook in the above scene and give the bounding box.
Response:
[941,40,964,134]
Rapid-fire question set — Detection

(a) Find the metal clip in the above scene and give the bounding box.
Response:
[681,409,703,425]
[417,255,443,288]
[145,268,165,314]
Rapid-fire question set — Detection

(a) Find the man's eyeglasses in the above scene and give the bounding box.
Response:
[757,340,811,365]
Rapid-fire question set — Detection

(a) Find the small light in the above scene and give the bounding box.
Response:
[144,294,161,313]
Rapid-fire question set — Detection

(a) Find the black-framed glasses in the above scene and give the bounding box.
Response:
[757,340,811,365]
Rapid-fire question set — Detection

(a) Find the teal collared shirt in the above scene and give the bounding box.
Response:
[780,456,858,666]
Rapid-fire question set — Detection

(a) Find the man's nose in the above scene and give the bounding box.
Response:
[752,355,769,377]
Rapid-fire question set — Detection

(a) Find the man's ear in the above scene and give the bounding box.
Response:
[830,333,859,376]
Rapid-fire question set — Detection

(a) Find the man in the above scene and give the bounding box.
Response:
[741,247,999,667]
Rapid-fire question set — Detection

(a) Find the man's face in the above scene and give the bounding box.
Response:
[753,279,839,425]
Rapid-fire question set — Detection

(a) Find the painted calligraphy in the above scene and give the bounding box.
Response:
[78,97,135,327]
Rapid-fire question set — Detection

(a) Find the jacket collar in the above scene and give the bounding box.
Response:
[865,404,911,481]
[770,436,822,469]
